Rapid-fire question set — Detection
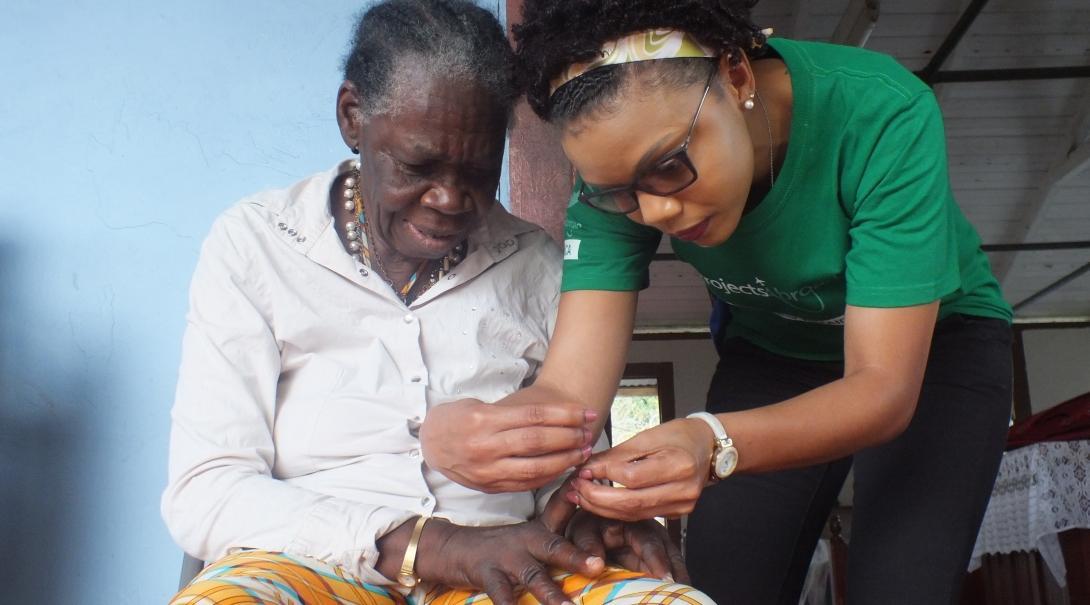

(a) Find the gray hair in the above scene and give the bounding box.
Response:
[343,0,516,117]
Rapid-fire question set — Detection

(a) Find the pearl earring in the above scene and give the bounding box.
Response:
[743,94,756,110]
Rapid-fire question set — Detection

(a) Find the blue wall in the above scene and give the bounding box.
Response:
[0,1,506,602]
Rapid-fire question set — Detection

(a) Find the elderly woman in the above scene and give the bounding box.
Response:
[162,2,715,605]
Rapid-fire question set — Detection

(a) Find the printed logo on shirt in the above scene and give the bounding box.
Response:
[703,275,838,320]
[564,239,581,260]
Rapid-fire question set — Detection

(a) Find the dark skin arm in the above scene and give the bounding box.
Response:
[569,303,940,520]
[375,484,599,605]
[375,481,686,605]
[420,291,636,492]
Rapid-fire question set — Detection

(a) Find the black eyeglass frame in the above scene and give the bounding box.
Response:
[576,60,719,215]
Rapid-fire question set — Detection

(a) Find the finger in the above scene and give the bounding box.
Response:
[599,518,626,551]
[472,449,591,493]
[529,532,604,579]
[641,519,689,582]
[518,562,574,605]
[481,568,519,605]
[666,540,690,585]
[539,479,578,534]
[497,426,592,457]
[624,524,671,580]
[580,446,636,477]
[570,478,702,521]
[493,402,594,431]
[610,546,651,575]
[441,467,549,495]
[583,447,699,490]
[567,513,607,560]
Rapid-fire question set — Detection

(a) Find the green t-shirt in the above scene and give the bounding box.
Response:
[561,37,1012,361]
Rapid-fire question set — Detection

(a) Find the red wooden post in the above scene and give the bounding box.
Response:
[506,0,573,243]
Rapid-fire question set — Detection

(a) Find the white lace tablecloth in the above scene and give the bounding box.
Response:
[970,440,1090,586]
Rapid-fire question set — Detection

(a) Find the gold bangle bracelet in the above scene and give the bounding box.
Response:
[396,516,429,588]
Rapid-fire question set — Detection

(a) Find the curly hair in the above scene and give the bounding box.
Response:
[343,0,516,117]
[512,0,767,123]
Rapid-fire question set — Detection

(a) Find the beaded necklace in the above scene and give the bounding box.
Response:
[341,166,465,304]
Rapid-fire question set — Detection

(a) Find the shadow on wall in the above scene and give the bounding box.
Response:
[0,240,96,602]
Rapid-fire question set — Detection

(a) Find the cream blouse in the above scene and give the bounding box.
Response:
[162,161,563,585]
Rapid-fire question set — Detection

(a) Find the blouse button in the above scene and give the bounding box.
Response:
[403,314,415,324]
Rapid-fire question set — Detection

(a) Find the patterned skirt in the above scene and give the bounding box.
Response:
[170,551,717,605]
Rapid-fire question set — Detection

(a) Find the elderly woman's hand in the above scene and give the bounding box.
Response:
[566,512,689,584]
[420,397,596,493]
[554,476,688,582]
[417,521,603,605]
[414,483,604,605]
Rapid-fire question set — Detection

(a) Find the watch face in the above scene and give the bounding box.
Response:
[397,575,418,588]
[714,447,739,479]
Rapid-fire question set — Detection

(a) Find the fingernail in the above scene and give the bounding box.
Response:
[583,428,593,444]
[584,410,599,421]
[581,446,592,459]
[587,556,603,567]
[566,491,580,504]
[664,574,675,583]
[563,601,576,605]
[578,468,593,479]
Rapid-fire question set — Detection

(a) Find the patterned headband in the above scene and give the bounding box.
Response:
[548,28,773,98]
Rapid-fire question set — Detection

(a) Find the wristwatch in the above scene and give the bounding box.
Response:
[396,516,430,588]
[686,412,739,481]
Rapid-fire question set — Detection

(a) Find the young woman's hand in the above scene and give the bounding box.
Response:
[419,397,595,493]
[567,511,689,584]
[568,418,715,520]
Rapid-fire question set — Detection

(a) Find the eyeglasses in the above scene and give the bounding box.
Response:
[577,62,717,215]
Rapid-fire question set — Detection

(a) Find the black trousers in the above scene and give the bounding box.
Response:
[686,314,1013,605]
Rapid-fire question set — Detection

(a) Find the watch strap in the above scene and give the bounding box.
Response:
[686,412,736,481]
[687,412,730,447]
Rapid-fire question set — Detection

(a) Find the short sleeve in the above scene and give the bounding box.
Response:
[560,181,662,292]
[844,92,961,308]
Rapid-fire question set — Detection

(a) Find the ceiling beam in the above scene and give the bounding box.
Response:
[1012,261,1090,312]
[651,241,1090,264]
[830,0,880,47]
[918,0,989,84]
[930,0,976,113]
[929,65,1090,84]
[984,241,1090,253]
[1013,317,1090,328]
[996,92,1090,288]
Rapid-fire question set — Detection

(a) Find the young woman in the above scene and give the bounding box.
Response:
[420,1,1014,603]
